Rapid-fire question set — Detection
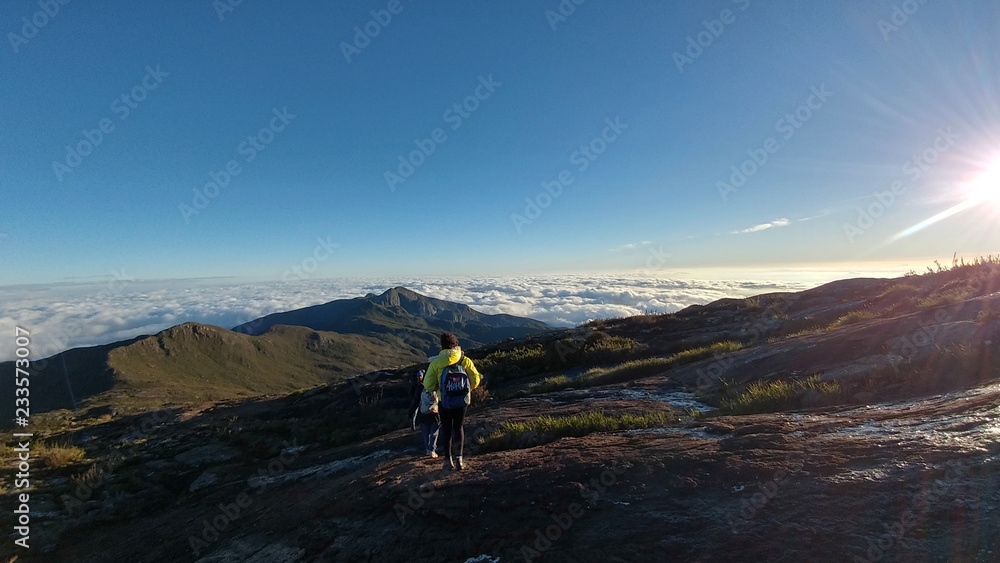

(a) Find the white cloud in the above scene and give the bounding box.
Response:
[730,218,791,234]
[0,274,818,362]
[608,241,653,252]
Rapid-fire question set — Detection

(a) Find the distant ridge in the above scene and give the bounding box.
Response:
[232,286,552,351]
[0,322,426,421]
[0,287,550,422]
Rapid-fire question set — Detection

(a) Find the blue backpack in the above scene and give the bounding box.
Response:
[439,354,471,409]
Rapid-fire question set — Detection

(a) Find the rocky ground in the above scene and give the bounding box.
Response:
[3,265,1000,562]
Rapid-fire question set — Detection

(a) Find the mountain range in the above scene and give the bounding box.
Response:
[0,287,551,421]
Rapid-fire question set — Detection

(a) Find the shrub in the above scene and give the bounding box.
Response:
[478,411,673,452]
[476,345,549,381]
[580,335,641,365]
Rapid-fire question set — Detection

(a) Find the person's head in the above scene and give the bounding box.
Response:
[417,369,425,382]
[440,332,459,349]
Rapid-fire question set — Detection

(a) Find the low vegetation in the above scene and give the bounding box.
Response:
[33,441,87,469]
[476,335,644,385]
[579,341,744,387]
[477,410,674,452]
[826,310,879,329]
[719,375,841,415]
[522,375,572,395]
[580,334,642,365]
[504,340,746,398]
[865,340,1000,399]
[476,344,548,376]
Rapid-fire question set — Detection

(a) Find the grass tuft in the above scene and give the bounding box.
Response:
[34,442,87,468]
[827,311,878,329]
[719,375,840,415]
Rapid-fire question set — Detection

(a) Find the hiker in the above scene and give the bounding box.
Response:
[423,332,482,471]
[407,369,440,458]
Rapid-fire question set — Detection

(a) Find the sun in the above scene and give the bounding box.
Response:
[963,158,1000,204]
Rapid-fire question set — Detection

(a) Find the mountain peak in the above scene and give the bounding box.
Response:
[231,287,550,350]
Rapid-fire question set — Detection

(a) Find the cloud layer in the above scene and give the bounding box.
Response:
[0,275,819,361]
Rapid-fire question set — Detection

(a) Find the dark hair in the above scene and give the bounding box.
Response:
[440,332,459,349]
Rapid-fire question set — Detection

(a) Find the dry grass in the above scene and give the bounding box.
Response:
[719,375,841,415]
[34,442,87,468]
[478,411,674,452]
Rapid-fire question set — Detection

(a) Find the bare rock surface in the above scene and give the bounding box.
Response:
[5,267,1000,562]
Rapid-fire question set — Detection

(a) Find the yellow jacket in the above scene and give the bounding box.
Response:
[423,347,481,394]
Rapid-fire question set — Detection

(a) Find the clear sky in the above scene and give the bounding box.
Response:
[1,0,998,286]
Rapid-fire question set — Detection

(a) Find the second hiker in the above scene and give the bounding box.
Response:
[408,369,440,458]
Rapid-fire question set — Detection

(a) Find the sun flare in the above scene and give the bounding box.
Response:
[963,158,1000,204]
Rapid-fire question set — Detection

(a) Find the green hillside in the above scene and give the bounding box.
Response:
[0,323,424,422]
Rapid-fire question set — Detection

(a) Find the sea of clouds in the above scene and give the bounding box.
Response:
[0,274,828,362]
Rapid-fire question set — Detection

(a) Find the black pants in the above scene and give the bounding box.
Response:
[438,406,468,459]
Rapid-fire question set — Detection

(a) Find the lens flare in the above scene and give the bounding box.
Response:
[894,157,1000,241]
[963,158,1000,204]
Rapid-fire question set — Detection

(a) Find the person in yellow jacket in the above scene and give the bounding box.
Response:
[423,332,482,471]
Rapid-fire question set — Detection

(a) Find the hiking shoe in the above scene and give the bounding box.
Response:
[456,456,465,471]
[430,451,439,459]
[443,457,455,471]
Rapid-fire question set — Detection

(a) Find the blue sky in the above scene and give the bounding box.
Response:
[2,0,999,286]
